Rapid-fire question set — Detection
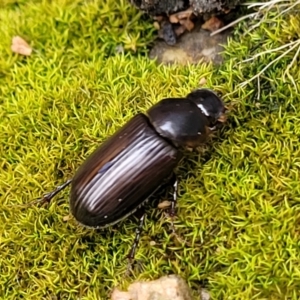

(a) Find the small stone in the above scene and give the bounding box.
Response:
[63,215,71,222]
[111,289,131,300]
[201,16,224,32]
[150,26,231,65]
[11,36,32,56]
[199,77,207,86]
[115,45,124,54]
[200,288,210,300]
[111,275,193,300]
[179,19,194,31]
[153,21,160,30]
[169,9,193,23]
[158,200,171,209]
[159,21,177,45]
[169,14,179,23]
[174,25,187,37]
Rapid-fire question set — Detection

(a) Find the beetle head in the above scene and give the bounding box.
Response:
[186,88,227,130]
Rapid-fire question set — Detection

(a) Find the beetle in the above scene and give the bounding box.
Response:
[36,88,226,263]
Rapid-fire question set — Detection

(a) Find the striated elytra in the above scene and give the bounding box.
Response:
[38,88,227,261]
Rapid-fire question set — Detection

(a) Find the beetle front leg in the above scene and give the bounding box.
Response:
[166,176,188,246]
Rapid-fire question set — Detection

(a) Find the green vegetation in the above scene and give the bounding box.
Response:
[1,0,300,299]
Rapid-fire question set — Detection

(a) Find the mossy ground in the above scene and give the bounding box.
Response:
[1,0,300,299]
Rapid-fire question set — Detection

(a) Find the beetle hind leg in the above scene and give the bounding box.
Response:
[27,179,72,207]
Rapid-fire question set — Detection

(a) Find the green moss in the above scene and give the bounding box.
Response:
[1,0,300,299]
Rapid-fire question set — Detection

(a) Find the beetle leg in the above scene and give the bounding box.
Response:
[43,179,72,202]
[127,212,146,266]
[168,177,178,233]
[28,179,72,207]
[166,176,188,246]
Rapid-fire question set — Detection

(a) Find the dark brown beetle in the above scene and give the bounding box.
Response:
[38,88,226,261]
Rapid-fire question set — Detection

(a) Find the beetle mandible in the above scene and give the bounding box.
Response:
[37,88,227,262]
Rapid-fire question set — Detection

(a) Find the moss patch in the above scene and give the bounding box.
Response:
[1,0,300,299]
